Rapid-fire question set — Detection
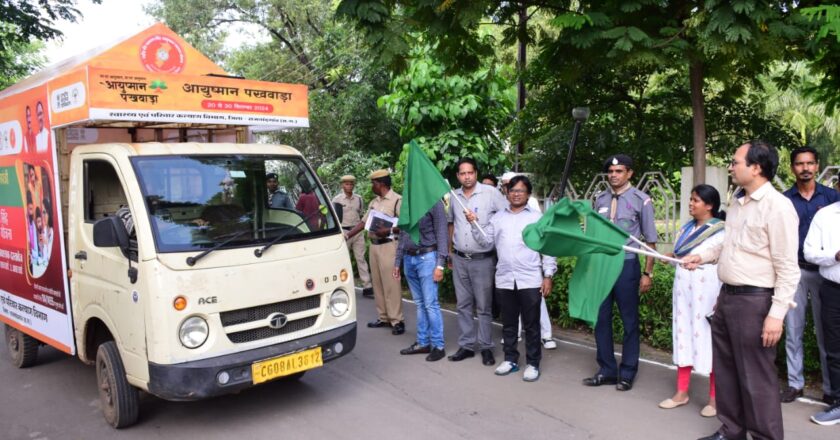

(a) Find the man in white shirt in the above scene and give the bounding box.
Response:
[804,178,840,426]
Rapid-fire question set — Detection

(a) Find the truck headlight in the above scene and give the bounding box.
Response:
[179,316,209,348]
[329,289,350,317]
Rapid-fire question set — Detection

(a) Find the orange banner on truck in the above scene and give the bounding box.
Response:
[87,67,309,127]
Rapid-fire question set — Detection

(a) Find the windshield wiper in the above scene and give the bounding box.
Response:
[255,207,328,258]
[186,229,253,266]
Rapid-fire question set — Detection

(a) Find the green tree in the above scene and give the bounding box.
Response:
[0,0,100,51]
[377,43,515,183]
[0,22,46,90]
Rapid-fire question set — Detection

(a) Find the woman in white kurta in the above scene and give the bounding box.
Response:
[658,184,724,418]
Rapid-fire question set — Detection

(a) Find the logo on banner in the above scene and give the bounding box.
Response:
[139,35,186,73]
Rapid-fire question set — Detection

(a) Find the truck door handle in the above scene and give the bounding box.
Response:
[74,251,87,260]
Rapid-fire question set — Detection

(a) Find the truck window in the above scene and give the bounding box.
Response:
[131,155,337,253]
[83,159,137,260]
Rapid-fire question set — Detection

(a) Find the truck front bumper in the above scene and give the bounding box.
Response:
[147,322,356,401]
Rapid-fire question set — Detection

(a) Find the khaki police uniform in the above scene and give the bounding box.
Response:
[333,190,371,289]
[363,188,403,325]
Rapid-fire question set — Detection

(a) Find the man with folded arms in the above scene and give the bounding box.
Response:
[803,178,840,426]
[683,140,799,440]
[394,200,449,362]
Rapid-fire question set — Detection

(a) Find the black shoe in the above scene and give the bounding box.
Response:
[780,386,803,403]
[823,394,838,406]
[616,378,633,391]
[426,347,446,362]
[582,373,618,387]
[362,287,374,297]
[400,342,430,355]
[391,322,405,335]
[481,349,495,366]
[367,319,390,328]
[447,348,475,362]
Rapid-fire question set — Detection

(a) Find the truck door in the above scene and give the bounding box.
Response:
[71,157,147,376]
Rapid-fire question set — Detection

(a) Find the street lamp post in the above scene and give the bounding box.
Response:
[557,107,590,199]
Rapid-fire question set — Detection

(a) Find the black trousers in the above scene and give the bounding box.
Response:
[498,285,542,368]
[712,290,783,440]
[821,279,840,404]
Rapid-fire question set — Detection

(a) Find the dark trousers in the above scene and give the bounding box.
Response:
[712,290,783,440]
[498,285,542,368]
[821,279,840,403]
[594,258,640,381]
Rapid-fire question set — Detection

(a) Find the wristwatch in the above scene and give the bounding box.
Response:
[642,271,652,278]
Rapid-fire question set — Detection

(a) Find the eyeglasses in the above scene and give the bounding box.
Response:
[729,159,742,167]
[508,188,528,194]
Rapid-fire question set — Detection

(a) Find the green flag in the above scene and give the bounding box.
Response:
[523,198,629,327]
[397,140,451,244]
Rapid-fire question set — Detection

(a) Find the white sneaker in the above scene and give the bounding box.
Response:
[542,338,557,350]
[523,364,540,382]
[494,361,519,376]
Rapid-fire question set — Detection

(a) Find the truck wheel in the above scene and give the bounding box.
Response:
[5,325,39,368]
[96,341,139,428]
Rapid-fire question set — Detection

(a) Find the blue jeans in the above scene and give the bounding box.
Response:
[404,251,444,349]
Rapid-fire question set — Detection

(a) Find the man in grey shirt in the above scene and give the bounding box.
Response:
[583,153,657,392]
[266,173,293,209]
[447,157,509,366]
[393,200,449,362]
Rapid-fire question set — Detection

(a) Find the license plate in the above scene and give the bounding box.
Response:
[251,347,323,384]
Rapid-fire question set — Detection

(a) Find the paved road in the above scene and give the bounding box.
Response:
[1,293,835,439]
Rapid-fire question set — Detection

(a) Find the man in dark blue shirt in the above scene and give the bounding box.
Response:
[393,200,449,361]
[781,146,840,404]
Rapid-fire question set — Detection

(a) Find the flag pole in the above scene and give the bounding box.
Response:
[448,189,489,240]
[557,107,590,199]
[622,245,694,267]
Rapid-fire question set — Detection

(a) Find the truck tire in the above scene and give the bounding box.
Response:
[5,325,39,368]
[96,341,139,428]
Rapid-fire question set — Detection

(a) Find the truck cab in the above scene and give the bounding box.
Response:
[68,142,356,425]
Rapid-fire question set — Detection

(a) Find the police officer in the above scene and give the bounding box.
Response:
[345,169,405,335]
[332,175,373,297]
[266,172,293,209]
[583,154,657,392]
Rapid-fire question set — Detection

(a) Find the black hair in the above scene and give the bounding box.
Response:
[745,140,779,181]
[507,175,532,194]
[26,191,32,204]
[790,146,819,164]
[35,206,42,219]
[456,157,478,173]
[691,184,724,220]
[373,175,392,188]
[481,174,498,186]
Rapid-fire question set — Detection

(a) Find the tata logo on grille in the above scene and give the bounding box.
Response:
[305,279,315,291]
[267,313,288,329]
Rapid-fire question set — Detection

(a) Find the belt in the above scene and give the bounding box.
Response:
[406,246,436,256]
[825,279,840,290]
[342,226,353,231]
[453,249,495,260]
[722,283,773,295]
[799,261,820,272]
[370,238,395,245]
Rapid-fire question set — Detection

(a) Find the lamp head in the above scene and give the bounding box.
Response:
[572,107,590,122]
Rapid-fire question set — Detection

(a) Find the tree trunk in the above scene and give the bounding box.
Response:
[689,60,706,186]
[515,2,527,172]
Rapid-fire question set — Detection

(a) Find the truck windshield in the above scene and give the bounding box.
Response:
[130,155,338,253]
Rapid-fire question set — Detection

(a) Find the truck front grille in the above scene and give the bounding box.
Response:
[219,295,321,326]
[226,316,318,344]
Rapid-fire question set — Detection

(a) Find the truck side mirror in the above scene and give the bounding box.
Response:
[93,216,130,253]
[332,202,343,223]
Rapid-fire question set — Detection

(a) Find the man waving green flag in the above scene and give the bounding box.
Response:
[522,198,629,326]
[397,140,451,244]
